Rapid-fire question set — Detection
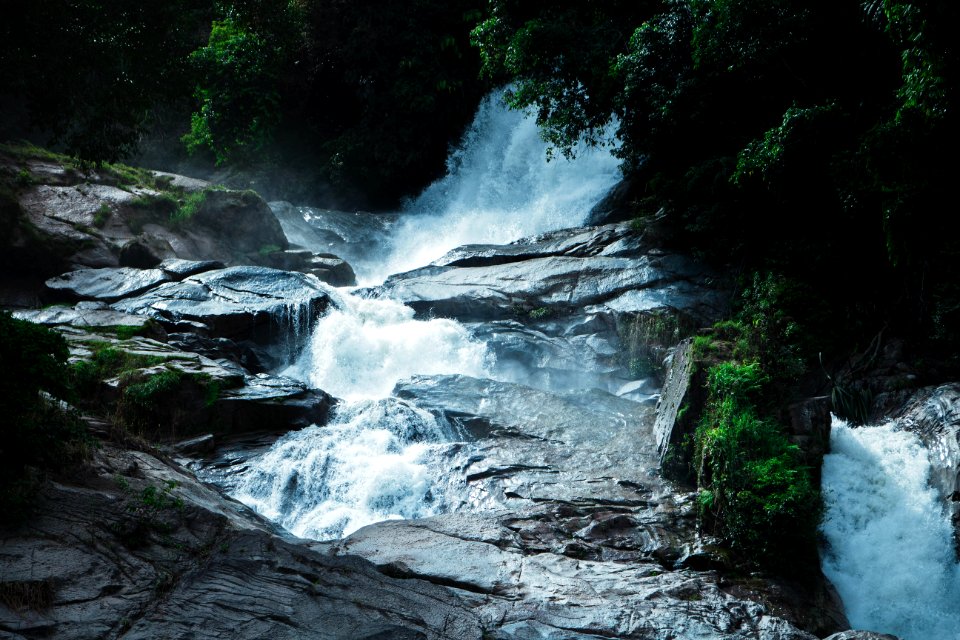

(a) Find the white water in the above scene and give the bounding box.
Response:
[283,288,492,401]
[232,399,465,540]
[361,89,622,283]
[820,418,960,640]
[228,89,623,541]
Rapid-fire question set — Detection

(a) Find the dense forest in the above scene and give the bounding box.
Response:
[2,0,959,574]
[3,1,956,350]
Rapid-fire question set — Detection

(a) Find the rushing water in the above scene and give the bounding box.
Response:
[297,89,622,285]
[820,418,960,640]
[226,92,622,540]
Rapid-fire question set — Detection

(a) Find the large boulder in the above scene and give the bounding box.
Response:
[111,266,334,347]
[894,383,960,549]
[377,222,728,324]
[0,443,482,640]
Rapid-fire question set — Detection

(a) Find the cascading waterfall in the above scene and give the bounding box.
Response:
[820,418,960,640]
[283,288,492,401]
[227,89,623,541]
[232,398,466,540]
[357,89,622,284]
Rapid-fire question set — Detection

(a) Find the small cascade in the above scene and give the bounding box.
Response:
[271,299,317,367]
[231,398,465,540]
[282,288,492,400]
[820,418,960,640]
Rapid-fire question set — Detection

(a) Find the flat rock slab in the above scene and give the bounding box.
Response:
[327,517,819,640]
[111,266,333,341]
[13,305,155,330]
[46,266,172,301]
[0,445,481,640]
[378,223,728,323]
[159,258,225,278]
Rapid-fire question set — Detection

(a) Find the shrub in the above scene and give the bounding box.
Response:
[0,312,89,522]
[694,360,820,571]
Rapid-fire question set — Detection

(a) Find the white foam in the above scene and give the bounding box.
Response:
[820,418,960,639]
[231,398,463,541]
[360,89,622,284]
[283,289,491,400]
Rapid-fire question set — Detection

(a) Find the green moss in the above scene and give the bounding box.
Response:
[93,203,111,228]
[528,306,553,320]
[693,359,820,572]
[69,343,166,398]
[171,190,207,224]
[258,243,282,257]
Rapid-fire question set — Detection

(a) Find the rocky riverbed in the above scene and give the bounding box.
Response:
[2,149,951,640]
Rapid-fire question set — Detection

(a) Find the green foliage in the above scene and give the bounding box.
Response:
[93,203,111,228]
[528,306,552,320]
[111,478,185,548]
[171,190,208,224]
[0,312,89,523]
[183,16,288,165]
[69,343,165,400]
[694,360,820,570]
[0,2,215,162]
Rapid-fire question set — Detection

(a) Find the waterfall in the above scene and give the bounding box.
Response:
[299,89,622,285]
[228,89,623,541]
[282,288,492,401]
[232,398,465,540]
[820,418,960,640]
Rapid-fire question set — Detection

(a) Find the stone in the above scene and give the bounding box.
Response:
[159,258,225,278]
[0,444,482,640]
[378,222,728,324]
[823,632,901,640]
[893,383,960,550]
[45,267,171,302]
[111,266,333,345]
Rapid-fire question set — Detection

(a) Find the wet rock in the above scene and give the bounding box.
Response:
[159,258,225,278]
[45,266,172,302]
[894,383,960,549]
[12,305,159,334]
[328,516,819,640]
[118,239,162,268]
[379,222,728,324]
[111,266,333,345]
[260,249,357,287]
[653,339,698,482]
[823,632,901,640]
[0,444,482,640]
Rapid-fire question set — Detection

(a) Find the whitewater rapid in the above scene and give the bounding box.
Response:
[227,91,623,540]
[357,89,621,284]
[820,418,960,640]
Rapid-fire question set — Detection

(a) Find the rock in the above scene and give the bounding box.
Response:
[45,266,172,302]
[57,327,327,440]
[151,170,210,192]
[378,222,728,324]
[12,305,159,333]
[159,257,225,278]
[111,266,333,347]
[785,396,832,474]
[2,152,292,276]
[216,373,334,434]
[0,444,482,640]
[326,516,820,640]
[118,239,162,268]
[267,202,400,271]
[653,339,698,482]
[823,632,901,640]
[894,383,960,550]
[172,434,216,455]
[260,249,357,287]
